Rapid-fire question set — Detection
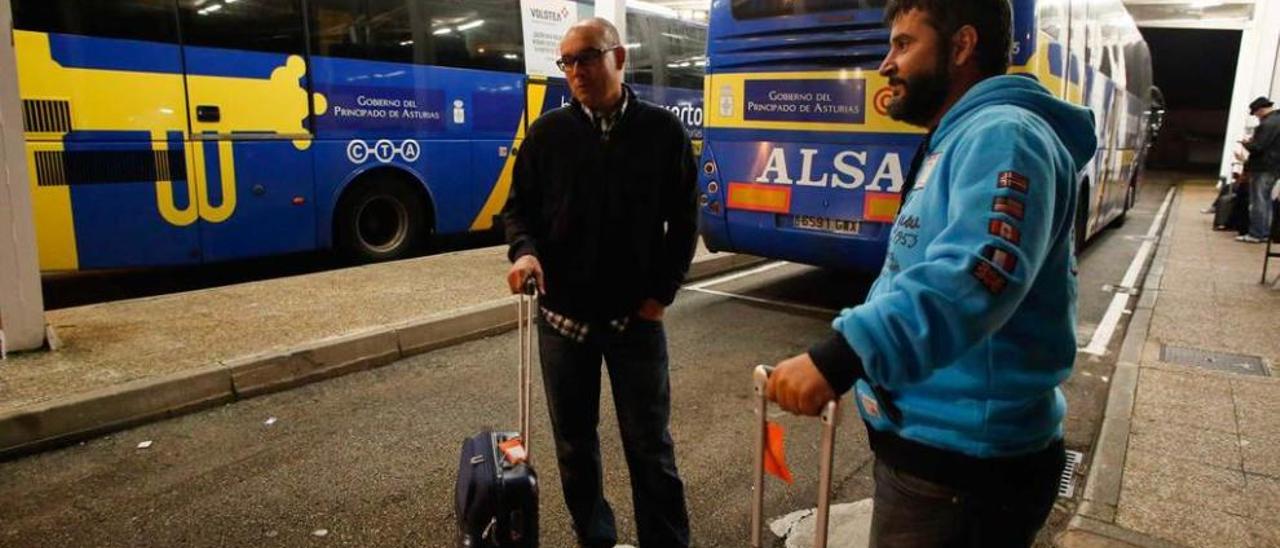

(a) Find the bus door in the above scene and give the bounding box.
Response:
[177,0,318,263]
[12,0,201,270]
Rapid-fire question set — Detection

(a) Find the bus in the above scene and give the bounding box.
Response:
[10,0,704,272]
[696,0,1158,271]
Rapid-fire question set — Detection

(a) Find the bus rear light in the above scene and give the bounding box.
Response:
[862,192,900,222]
[707,181,719,194]
[726,182,791,214]
[699,194,710,207]
[292,196,306,205]
[703,160,716,175]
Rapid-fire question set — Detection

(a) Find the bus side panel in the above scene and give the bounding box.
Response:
[310,57,525,238]
[65,133,202,269]
[195,139,317,262]
[15,31,196,270]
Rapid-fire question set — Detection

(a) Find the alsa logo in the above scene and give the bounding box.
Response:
[753,146,906,192]
[530,7,569,22]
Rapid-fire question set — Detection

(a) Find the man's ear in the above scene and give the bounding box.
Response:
[613,45,627,71]
[952,25,979,68]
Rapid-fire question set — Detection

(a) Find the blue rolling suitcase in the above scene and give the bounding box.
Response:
[455,281,539,547]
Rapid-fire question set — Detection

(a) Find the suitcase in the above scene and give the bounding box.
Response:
[455,279,539,548]
[750,365,840,548]
[1214,191,1235,230]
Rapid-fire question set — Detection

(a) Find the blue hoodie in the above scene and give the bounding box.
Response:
[811,75,1097,458]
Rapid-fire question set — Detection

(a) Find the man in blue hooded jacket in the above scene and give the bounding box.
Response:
[766,0,1097,545]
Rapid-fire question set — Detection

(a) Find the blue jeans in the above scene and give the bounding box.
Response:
[1248,171,1279,239]
[869,452,1064,548]
[538,318,690,548]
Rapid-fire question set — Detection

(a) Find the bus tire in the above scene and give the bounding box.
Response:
[1110,179,1136,229]
[335,176,430,263]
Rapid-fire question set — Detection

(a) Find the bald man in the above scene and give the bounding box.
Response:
[501,18,697,548]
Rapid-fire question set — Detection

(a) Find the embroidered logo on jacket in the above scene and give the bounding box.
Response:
[988,219,1022,245]
[982,245,1018,273]
[993,196,1025,220]
[997,171,1030,193]
[972,261,1009,294]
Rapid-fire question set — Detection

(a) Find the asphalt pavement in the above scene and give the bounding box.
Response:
[0,176,1174,547]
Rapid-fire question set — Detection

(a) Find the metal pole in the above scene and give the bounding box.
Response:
[750,366,770,548]
[0,0,48,353]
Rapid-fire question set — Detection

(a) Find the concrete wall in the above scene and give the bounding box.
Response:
[1220,1,1280,181]
[595,0,628,43]
[0,0,48,352]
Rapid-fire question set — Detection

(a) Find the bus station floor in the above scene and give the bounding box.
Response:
[1058,183,1280,548]
[0,242,762,458]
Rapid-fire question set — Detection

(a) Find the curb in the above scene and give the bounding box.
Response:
[0,253,766,460]
[1059,187,1180,546]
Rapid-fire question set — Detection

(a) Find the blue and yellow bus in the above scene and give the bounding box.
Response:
[12,0,704,271]
[697,0,1157,271]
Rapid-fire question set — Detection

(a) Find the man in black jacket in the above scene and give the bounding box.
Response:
[1240,96,1280,243]
[501,17,697,548]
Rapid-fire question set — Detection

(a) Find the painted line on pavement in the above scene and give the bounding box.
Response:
[1081,187,1176,356]
[685,260,790,290]
[685,286,839,316]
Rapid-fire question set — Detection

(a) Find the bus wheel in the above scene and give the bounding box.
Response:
[336,177,429,263]
[1110,181,1136,229]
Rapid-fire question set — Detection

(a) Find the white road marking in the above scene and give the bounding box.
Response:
[684,286,839,316]
[1081,187,1175,356]
[685,261,791,290]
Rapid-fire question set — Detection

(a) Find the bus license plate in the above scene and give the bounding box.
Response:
[793,215,860,235]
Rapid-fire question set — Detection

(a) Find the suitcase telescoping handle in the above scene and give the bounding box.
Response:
[517,276,538,457]
[751,365,840,548]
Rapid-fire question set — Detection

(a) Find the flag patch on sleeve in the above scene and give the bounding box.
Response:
[988,219,1022,245]
[982,245,1018,273]
[993,196,1025,220]
[972,261,1008,294]
[997,171,1030,193]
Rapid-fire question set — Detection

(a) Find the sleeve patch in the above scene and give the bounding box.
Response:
[972,261,1009,295]
[988,219,1022,245]
[993,196,1025,220]
[997,171,1030,193]
[982,245,1018,273]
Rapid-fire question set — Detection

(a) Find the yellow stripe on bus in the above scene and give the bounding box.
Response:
[25,142,78,271]
[469,80,549,231]
[706,70,922,135]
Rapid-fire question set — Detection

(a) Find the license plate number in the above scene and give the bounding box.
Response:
[793,215,860,234]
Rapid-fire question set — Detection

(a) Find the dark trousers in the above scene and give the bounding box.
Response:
[538,319,690,548]
[869,451,1065,548]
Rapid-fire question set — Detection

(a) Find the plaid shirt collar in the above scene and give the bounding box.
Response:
[580,89,629,137]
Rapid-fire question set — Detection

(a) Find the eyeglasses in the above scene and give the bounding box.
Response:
[555,46,620,72]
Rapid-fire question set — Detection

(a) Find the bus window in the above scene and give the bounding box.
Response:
[11,0,177,43]
[310,0,524,73]
[178,0,306,54]
[626,11,706,91]
[730,0,885,20]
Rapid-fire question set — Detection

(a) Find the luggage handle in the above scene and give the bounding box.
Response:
[517,276,538,458]
[751,365,840,548]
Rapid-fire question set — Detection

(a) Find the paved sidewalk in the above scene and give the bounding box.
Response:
[1062,182,1280,548]
[0,243,760,457]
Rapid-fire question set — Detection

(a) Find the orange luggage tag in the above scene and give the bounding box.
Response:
[764,421,794,484]
[499,437,528,465]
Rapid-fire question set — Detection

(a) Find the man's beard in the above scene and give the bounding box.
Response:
[887,55,951,126]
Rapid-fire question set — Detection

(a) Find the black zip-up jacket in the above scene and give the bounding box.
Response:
[1246,111,1280,173]
[502,86,698,322]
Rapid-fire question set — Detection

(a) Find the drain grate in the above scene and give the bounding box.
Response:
[1160,345,1270,377]
[1058,450,1083,498]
